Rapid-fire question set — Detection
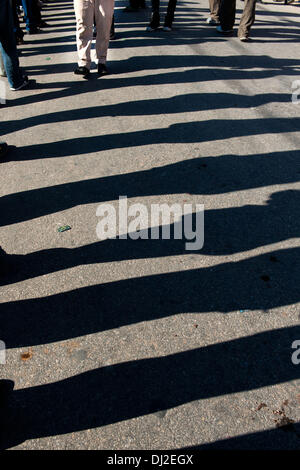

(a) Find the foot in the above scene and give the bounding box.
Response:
[146,24,159,31]
[16,36,25,45]
[206,17,219,25]
[10,76,32,91]
[163,25,172,31]
[38,20,49,27]
[239,35,251,41]
[110,32,116,40]
[216,25,234,34]
[123,5,139,11]
[98,63,109,76]
[74,66,90,78]
[0,143,8,159]
[26,27,42,34]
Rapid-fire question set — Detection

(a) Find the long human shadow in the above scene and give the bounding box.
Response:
[20,43,76,57]
[1,150,299,226]
[252,26,300,43]
[0,92,291,136]
[1,189,299,286]
[19,53,300,75]
[0,247,299,347]
[181,423,300,450]
[0,326,299,449]
[7,116,300,162]
[8,54,300,106]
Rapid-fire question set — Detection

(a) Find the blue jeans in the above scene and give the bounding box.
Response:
[0,0,24,88]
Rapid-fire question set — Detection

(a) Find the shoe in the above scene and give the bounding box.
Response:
[74,66,90,77]
[0,143,8,159]
[110,32,116,40]
[26,27,42,34]
[123,5,139,11]
[98,63,109,76]
[16,36,25,45]
[38,20,49,27]
[239,35,251,41]
[216,25,234,34]
[146,24,159,31]
[206,17,219,25]
[163,25,172,31]
[10,76,30,91]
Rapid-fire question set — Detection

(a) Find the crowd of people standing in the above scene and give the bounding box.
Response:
[0,0,298,100]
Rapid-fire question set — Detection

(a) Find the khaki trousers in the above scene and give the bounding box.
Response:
[74,0,114,68]
[209,0,221,21]
[219,0,256,37]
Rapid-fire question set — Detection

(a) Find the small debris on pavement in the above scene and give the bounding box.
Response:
[21,349,33,361]
[256,403,267,411]
[57,225,71,232]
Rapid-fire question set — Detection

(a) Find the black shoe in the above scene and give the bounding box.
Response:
[26,27,42,34]
[10,76,33,91]
[0,143,8,159]
[16,36,25,45]
[74,66,90,77]
[38,20,49,27]
[110,31,116,40]
[98,63,109,76]
[123,5,139,11]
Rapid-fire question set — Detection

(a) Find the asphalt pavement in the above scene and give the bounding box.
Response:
[0,0,299,450]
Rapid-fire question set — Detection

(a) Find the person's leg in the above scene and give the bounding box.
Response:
[74,0,94,71]
[208,0,221,22]
[32,0,41,23]
[22,0,38,31]
[146,0,160,29]
[11,0,24,43]
[164,0,177,28]
[238,0,256,38]
[218,0,236,31]
[0,0,26,89]
[0,50,6,77]
[95,0,114,66]
[110,14,116,39]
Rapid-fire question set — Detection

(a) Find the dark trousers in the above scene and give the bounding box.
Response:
[12,0,24,38]
[0,0,24,88]
[22,0,40,30]
[219,0,256,36]
[151,0,177,25]
[129,0,146,8]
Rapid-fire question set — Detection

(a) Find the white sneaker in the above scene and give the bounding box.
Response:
[10,76,30,91]
[206,17,218,25]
